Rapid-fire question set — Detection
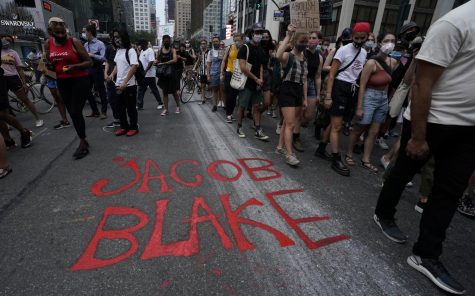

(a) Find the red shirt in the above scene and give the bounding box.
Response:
[48,38,88,79]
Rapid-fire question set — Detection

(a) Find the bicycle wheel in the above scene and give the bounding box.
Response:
[204,83,213,100]
[31,83,55,114]
[8,94,21,113]
[180,79,196,104]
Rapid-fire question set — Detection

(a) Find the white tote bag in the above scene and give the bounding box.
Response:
[389,81,410,118]
[230,44,252,90]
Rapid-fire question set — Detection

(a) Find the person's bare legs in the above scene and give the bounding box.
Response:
[362,123,381,164]
[14,88,40,121]
[163,94,169,112]
[280,107,296,156]
[329,116,343,153]
[347,124,368,159]
[50,88,68,123]
[0,110,26,133]
[173,91,180,107]
[0,132,10,170]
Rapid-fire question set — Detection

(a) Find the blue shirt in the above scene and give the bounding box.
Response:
[84,38,105,62]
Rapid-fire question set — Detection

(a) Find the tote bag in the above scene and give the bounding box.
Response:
[230,44,252,90]
[389,81,410,118]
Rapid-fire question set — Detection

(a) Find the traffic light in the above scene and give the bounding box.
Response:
[256,0,262,10]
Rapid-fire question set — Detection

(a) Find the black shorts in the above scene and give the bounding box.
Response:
[0,77,9,110]
[262,69,273,92]
[199,74,208,84]
[5,75,23,93]
[278,81,303,108]
[330,79,357,117]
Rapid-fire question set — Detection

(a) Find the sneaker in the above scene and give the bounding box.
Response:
[20,130,32,148]
[54,121,71,130]
[160,110,169,116]
[226,115,233,123]
[105,121,116,128]
[175,107,181,114]
[237,127,246,138]
[286,153,300,166]
[100,113,107,119]
[113,121,121,127]
[293,138,304,152]
[157,104,164,110]
[231,115,236,121]
[266,108,272,115]
[406,181,414,188]
[380,155,390,170]
[35,119,44,127]
[198,100,206,105]
[376,138,389,150]
[415,201,426,214]
[373,214,407,243]
[115,128,127,136]
[271,109,277,118]
[407,255,466,295]
[389,130,400,137]
[457,194,475,217]
[255,129,269,141]
[212,105,217,112]
[126,129,138,137]
[276,124,282,135]
[275,147,286,156]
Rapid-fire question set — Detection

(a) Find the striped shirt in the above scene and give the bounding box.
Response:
[198,50,209,76]
[283,52,308,84]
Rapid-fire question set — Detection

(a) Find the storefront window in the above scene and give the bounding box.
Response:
[351,4,378,29]
[380,8,399,34]
[415,0,437,9]
[321,6,341,40]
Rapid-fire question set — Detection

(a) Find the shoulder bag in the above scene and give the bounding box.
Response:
[230,44,252,90]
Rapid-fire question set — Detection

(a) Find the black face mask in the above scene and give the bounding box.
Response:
[342,39,352,45]
[163,43,170,49]
[353,41,365,48]
[114,38,122,48]
[261,40,269,48]
[53,34,67,44]
[405,32,418,42]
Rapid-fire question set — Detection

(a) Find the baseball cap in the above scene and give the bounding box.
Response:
[341,28,353,39]
[399,21,420,36]
[48,17,64,24]
[252,23,264,32]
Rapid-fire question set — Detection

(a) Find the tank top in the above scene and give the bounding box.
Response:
[48,38,88,79]
[159,48,173,63]
[367,68,392,89]
[226,45,238,73]
[305,49,320,79]
[283,52,308,85]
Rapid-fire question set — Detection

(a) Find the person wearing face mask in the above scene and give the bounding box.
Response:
[364,33,377,59]
[206,36,224,112]
[220,33,244,123]
[193,39,209,105]
[184,40,196,69]
[235,23,269,141]
[156,35,180,115]
[103,29,122,128]
[175,43,190,96]
[318,22,369,176]
[260,30,276,117]
[45,17,93,159]
[345,32,398,173]
[136,39,163,111]
[275,25,309,166]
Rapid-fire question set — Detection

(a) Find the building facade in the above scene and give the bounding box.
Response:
[132,0,151,32]
[190,0,212,40]
[166,0,176,22]
[203,0,223,41]
[175,0,191,40]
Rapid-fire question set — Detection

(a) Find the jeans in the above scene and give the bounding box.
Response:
[137,77,162,108]
[106,80,119,120]
[117,85,138,130]
[224,72,238,116]
[375,119,475,258]
[57,76,89,139]
[87,67,108,114]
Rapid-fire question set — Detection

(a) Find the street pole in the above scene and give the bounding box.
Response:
[220,0,224,39]
[255,8,259,24]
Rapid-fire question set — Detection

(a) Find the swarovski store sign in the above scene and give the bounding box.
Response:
[0,19,36,27]
[0,0,45,39]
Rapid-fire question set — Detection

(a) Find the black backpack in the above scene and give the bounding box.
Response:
[125,48,146,85]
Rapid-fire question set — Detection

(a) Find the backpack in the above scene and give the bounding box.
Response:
[125,48,146,85]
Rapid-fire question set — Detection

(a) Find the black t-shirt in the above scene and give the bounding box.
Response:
[237,43,264,91]
[176,50,189,70]
[305,49,320,79]
[185,48,195,65]
[105,44,117,75]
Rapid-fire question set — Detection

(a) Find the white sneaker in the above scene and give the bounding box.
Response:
[160,110,168,116]
[271,110,277,118]
[376,138,389,150]
[35,119,44,127]
[266,108,272,115]
[276,124,282,135]
[286,153,300,166]
[380,155,390,170]
[175,107,181,114]
[157,104,164,110]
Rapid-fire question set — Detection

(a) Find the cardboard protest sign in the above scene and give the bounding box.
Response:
[290,0,320,33]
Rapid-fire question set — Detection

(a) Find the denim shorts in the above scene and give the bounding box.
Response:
[210,73,220,87]
[46,77,57,89]
[307,78,317,98]
[359,88,388,125]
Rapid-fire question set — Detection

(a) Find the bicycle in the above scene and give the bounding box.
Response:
[180,70,213,104]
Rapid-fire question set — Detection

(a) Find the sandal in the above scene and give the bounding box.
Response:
[0,167,12,179]
[345,154,355,166]
[361,161,378,173]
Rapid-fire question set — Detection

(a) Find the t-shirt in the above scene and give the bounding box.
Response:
[105,44,117,76]
[176,50,190,70]
[114,48,138,87]
[0,49,21,77]
[404,0,475,126]
[237,43,264,91]
[305,49,320,79]
[139,48,156,77]
[333,43,367,84]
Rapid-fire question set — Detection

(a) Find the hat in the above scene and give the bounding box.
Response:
[353,22,371,33]
[341,27,353,39]
[399,21,420,36]
[395,39,409,50]
[252,22,264,32]
[48,17,64,24]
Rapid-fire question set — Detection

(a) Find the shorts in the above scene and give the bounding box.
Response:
[199,74,208,84]
[46,77,57,89]
[359,88,388,125]
[278,81,303,108]
[5,75,23,93]
[210,73,220,88]
[330,79,357,117]
[238,88,263,108]
[307,78,317,98]
[262,69,272,92]
[0,77,9,110]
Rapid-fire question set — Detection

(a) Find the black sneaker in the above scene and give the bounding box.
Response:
[314,147,332,161]
[20,130,32,148]
[415,201,426,214]
[105,121,115,128]
[457,194,475,217]
[54,121,71,130]
[373,214,407,243]
[212,105,217,112]
[407,255,466,295]
[255,129,269,141]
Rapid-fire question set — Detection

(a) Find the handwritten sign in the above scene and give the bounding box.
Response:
[290,0,320,33]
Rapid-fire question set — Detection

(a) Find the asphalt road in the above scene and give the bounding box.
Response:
[1,90,474,296]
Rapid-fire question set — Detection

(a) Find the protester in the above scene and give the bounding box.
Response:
[221,33,243,123]
[261,29,276,116]
[206,36,224,112]
[194,39,209,105]
[137,39,163,110]
[84,24,108,119]
[46,17,92,159]
[156,35,180,115]
[175,43,189,95]
[1,35,43,127]
[184,40,196,71]
[374,2,475,293]
[104,29,121,128]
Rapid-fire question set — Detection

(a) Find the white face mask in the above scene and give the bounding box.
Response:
[380,42,395,54]
[81,33,87,39]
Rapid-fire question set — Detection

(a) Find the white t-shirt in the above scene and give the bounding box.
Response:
[404,1,475,126]
[333,43,367,84]
[114,48,138,87]
[139,48,156,77]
